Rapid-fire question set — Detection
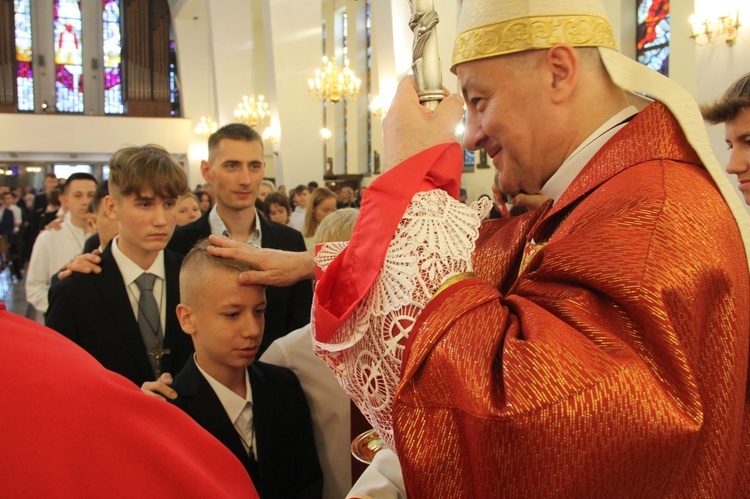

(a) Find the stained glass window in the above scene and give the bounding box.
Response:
[14,0,34,111]
[103,0,123,114]
[636,0,670,76]
[54,0,84,113]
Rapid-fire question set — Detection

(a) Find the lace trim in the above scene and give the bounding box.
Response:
[313,190,491,450]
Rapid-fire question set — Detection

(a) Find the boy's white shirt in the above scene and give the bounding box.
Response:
[111,236,167,335]
[195,356,255,457]
[25,211,87,315]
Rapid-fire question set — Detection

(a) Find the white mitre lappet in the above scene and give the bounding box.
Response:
[451,0,750,263]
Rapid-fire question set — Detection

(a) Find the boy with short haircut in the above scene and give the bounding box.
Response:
[26,172,96,319]
[145,239,322,498]
[83,180,118,253]
[46,145,193,386]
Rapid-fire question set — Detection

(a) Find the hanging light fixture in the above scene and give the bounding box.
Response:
[193,116,218,138]
[233,94,270,127]
[308,56,362,103]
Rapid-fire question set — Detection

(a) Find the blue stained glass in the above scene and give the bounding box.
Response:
[636,0,670,76]
[54,0,84,113]
[103,0,123,114]
[14,0,34,111]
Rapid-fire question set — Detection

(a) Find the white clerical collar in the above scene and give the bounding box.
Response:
[208,204,262,247]
[194,355,253,425]
[543,106,638,203]
[111,236,166,285]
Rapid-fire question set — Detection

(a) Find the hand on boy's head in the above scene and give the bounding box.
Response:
[57,250,103,280]
[140,373,177,401]
[206,234,315,287]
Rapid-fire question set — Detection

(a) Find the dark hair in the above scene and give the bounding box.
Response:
[108,144,188,200]
[88,180,109,214]
[207,123,263,162]
[48,188,62,208]
[263,192,292,218]
[701,72,750,124]
[44,172,57,180]
[293,184,309,195]
[63,172,98,193]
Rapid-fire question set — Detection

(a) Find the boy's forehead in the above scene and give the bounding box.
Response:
[124,188,173,200]
[191,262,265,292]
[67,179,97,192]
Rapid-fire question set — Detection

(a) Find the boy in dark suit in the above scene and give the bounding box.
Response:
[144,239,323,498]
[46,145,193,386]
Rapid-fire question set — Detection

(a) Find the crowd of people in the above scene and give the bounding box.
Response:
[1,0,749,496]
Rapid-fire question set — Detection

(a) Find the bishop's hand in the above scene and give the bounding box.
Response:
[382,76,464,172]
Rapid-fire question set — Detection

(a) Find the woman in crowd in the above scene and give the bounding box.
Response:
[302,187,336,251]
[263,192,292,226]
[196,190,212,214]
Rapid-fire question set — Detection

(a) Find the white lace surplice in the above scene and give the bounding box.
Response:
[312,190,491,451]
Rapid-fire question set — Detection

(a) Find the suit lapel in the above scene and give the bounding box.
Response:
[94,249,154,380]
[178,359,256,475]
[161,250,183,373]
[249,364,274,476]
[258,214,275,249]
[189,211,212,241]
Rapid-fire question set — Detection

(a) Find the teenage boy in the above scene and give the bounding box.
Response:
[168,123,312,356]
[144,239,322,498]
[701,72,750,206]
[83,180,119,253]
[46,145,193,386]
[26,172,96,320]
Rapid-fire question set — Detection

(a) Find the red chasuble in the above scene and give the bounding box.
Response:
[314,102,750,498]
[0,303,257,498]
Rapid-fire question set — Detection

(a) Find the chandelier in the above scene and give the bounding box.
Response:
[308,56,361,103]
[233,94,270,127]
[193,116,218,138]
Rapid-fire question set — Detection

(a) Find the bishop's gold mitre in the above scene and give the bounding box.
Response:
[450,0,750,266]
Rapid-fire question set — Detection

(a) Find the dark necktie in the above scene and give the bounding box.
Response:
[135,273,160,376]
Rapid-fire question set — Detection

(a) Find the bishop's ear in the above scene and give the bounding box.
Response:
[545,44,579,104]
